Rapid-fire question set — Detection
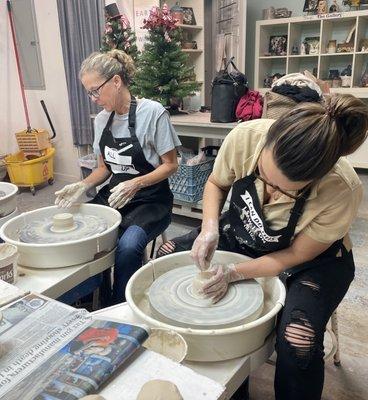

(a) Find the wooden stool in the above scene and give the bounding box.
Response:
[324,309,341,366]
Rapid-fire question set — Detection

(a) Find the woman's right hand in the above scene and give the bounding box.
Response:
[190,220,219,270]
[55,181,90,208]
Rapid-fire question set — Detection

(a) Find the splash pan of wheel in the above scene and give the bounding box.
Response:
[0,204,121,268]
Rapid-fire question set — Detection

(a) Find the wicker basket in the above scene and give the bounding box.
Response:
[15,129,51,153]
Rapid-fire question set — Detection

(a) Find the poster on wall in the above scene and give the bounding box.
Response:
[133,0,159,51]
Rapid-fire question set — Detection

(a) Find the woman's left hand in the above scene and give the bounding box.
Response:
[202,263,245,303]
[108,179,142,209]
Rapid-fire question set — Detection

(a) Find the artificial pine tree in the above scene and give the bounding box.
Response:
[132,4,200,113]
[100,12,139,62]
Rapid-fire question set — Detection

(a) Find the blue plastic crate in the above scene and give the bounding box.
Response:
[169,157,215,203]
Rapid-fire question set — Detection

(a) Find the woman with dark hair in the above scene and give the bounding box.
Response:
[157,94,368,400]
[55,50,180,304]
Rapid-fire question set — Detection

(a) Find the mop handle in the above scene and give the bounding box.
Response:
[7,0,31,132]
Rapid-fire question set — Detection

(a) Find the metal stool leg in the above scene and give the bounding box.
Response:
[149,237,157,260]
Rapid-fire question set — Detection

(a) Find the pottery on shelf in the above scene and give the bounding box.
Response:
[327,40,337,54]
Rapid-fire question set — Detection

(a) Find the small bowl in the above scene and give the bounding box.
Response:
[143,328,188,363]
[182,42,193,49]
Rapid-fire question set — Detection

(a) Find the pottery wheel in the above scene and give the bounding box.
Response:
[149,265,264,329]
[19,213,108,244]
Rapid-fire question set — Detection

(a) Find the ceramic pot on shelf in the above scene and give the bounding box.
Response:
[327,40,337,54]
[341,75,352,87]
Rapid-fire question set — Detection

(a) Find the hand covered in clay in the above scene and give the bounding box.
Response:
[190,221,219,270]
[108,179,141,209]
[202,263,245,303]
[55,181,91,208]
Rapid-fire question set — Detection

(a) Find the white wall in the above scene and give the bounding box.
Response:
[0,0,80,182]
[246,0,304,87]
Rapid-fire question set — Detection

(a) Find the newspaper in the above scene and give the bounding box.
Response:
[0,294,149,400]
[0,279,27,307]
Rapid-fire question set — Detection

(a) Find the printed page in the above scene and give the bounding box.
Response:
[0,296,149,400]
[0,279,27,307]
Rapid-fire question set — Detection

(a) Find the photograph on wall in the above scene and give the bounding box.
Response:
[181,7,196,25]
[303,0,318,12]
[269,35,288,56]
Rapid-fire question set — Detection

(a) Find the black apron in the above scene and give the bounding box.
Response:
[218,172,348,281]
[92,96,173,232]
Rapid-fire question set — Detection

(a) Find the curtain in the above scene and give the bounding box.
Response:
[57,0,105,146]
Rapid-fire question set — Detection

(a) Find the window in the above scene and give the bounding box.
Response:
[10,0,45,89]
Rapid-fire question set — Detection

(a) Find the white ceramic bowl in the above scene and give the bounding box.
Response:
[0,182,18,218]
[126,251,286,362]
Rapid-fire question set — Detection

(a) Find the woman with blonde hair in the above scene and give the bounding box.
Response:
[55,50,180,304]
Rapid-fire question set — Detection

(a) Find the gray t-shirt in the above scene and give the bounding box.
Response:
[93,98,181,167]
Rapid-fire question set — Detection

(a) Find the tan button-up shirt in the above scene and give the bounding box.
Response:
[212,119,362,250]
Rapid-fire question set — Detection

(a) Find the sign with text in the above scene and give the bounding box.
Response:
[133,0,159,51]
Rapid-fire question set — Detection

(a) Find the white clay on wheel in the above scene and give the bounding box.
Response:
[191,271,214,298]
[51,213,75,232]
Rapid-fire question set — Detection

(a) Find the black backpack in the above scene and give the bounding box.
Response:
[210,57,248,123]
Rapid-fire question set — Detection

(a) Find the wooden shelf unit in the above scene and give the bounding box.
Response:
[255,10,368,95]
[163,0,205,104]
[255,10,368,169]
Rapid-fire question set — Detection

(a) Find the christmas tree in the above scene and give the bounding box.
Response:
[100,12,139,62]
[132,4,200,112]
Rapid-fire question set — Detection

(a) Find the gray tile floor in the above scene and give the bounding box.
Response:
[13,171,368,400]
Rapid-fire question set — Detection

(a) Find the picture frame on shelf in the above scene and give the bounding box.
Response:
[181,7,196,25]
[303,0,318,13]
[269,35,288,56]
[304,36,320,55]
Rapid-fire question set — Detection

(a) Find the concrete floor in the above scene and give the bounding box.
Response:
[13,172,368,400]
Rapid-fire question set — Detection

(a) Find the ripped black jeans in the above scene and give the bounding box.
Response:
[275,250,355,400]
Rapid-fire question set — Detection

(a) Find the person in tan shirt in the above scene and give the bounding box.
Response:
[158,94,368,400]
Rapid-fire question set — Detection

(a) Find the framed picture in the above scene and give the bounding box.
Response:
[304,36,320,55]
[269,35,288,56]
[303,0,318,12]
[182,7,196,25]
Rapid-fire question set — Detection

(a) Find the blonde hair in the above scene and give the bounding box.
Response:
[265,94,368,181]
[79,49,135,85]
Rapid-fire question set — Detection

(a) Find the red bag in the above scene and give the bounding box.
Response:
[235,90,263,121]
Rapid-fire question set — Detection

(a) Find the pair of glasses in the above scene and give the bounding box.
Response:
[254,168,311,200]
[86,75,114,98]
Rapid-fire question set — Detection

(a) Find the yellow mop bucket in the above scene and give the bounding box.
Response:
[5,147,55,195]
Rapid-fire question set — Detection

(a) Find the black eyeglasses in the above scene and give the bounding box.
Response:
[86,75,114,98]
[254,168,311,200]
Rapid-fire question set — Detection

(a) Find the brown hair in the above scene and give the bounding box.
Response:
[79,49,135,85]
[265,94,368,181]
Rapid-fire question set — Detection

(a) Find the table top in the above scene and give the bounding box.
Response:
[15,250,115,298]
[170,112,238,129]
[93,302,274,399]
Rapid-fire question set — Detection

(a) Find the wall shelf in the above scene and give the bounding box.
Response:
[255,10,368,169]
[163,0,205,103]
[176,24,203,30]
[182,49,203,53]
